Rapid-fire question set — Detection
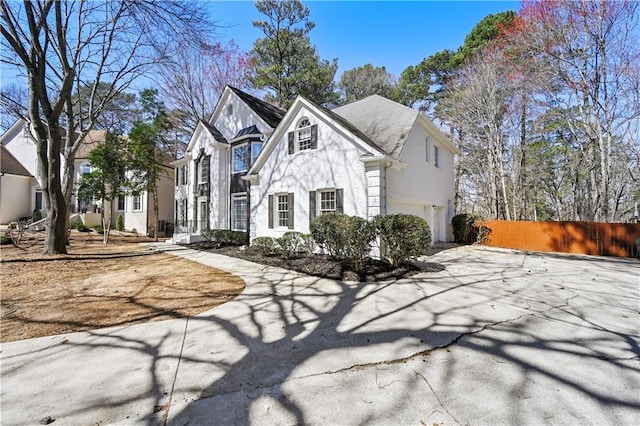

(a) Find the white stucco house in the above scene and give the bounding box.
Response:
[0,143,36,224]
[1,119,175,236]
[172,87,458,244]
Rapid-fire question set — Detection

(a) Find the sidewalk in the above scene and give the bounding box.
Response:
[1,244,638,425]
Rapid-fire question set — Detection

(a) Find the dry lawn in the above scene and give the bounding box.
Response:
[1,230,245,343]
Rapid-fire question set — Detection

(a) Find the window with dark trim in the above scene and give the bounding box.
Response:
[434,145,440,168]
[288,119,317,154]
[117,195,125,211]
[297,118,312,151]
[268,193,294,229]
[319,190,336,215]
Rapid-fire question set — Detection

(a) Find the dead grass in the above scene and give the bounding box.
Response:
[1,230,245,343]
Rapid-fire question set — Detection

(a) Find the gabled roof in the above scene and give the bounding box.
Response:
[304,98,386,156]
[200,120,227,143]
[227,86,286,128]
[333,95,419,159]
[75,130,106,159]
[0,118,26,146]
[247,95,390,177]
[1,144,31,176]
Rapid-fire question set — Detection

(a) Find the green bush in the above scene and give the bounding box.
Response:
[115,214,124,232]
[71,221,90,232]
[1,234,11,245]
[276,231,314,258]
[375,214,431,266]
[92,224,104,234]
[451,213,481,244]
[202,228,247,246]
[310,213,376,271]
[251,236,279,256]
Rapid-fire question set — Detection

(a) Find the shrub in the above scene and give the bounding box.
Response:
[310,213,376,270]
[71,221,90,232]
[251,236,279,256]
[92,224,104,234]
[451,213,481,244]
[1,234,11,245]
[115,214,124,231]
[375,214,431,266]
[276,231,314,258]
[202,228,247,246]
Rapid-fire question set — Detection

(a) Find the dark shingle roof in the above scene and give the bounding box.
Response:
[1,144,32,176]
[200,120,228,143]
[233,125,261,139]
[228,86,286,128]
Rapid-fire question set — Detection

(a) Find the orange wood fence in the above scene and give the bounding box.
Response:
[478,220,640,258]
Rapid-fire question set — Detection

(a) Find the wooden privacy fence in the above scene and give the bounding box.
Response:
[477,220,640,258]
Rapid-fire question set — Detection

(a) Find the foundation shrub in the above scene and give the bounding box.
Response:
[375,214,431,266]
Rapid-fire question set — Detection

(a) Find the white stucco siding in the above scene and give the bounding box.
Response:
[213,92,272,141]
[386,121,455,241]
[4,129,39,179]
[251,107,372,238]
[0,175,34,224]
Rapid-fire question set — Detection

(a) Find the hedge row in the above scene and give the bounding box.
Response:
[251,213,432,270]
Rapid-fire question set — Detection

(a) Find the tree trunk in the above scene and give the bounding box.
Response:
[153,191,159,241]
[43,130,69,254]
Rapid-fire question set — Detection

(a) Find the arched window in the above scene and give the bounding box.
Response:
[297,118,312,151]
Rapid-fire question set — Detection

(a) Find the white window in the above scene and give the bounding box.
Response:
[277,194,289,227]
[233,144,249,173]
[297,118,312,151]
[425,137,430,162]
[232,194,248,231]
[81,163,91,175]
[132,194,142,211]
[199,157,209,183]
[319,190,336,215]
[434,145,440,168]
[117,195,125,211]
[251,142,263,164]
[199,201,208,228]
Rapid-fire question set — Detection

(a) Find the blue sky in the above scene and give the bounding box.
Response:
[209,0,521,78]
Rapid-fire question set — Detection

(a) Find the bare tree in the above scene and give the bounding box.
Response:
[160,40,255,131]
[517,0,640,221]
[440,47,515,220]
[1,0,212,253]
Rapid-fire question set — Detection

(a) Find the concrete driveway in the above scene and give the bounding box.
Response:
[1,245,638,425]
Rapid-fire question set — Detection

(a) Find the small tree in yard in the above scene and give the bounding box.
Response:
[77,133,128,244]
[375,214,432,266]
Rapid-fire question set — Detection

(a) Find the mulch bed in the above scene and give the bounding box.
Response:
[185,241,446,282]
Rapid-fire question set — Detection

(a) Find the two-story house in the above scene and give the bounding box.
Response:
[172,87,458,244]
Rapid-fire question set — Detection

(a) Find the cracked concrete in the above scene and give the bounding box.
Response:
[1,245,639,425]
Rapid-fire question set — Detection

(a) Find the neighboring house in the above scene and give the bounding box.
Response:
[1,119,175,236]
[173,88,458,245]
[0,144,37,224]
